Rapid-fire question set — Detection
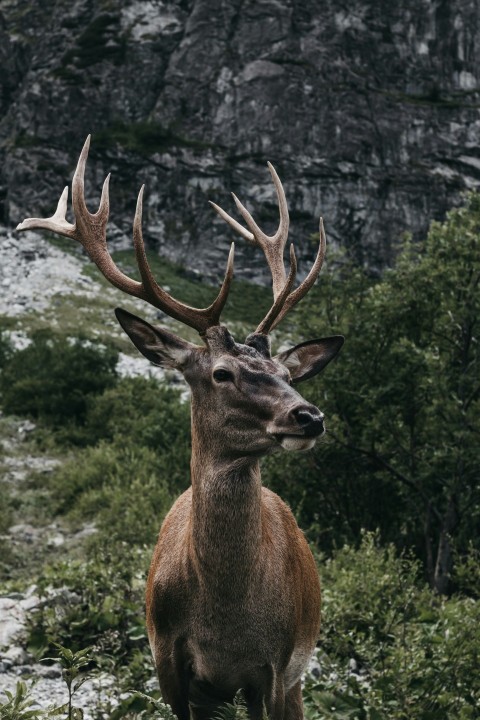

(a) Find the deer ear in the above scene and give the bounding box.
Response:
[275,336,344,384]
[115,308,198,370]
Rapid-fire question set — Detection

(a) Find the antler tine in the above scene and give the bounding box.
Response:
[18,134,145,299]
[16,185,75,237]
[210,167,327,335]
[231,162,289,247]
[256,244,297,334]
[17,136,235,335]
[69,136,144,298]
[268,216,327,332]
[209,200,254,244]
[133,185,235,332]
[210,162,290,300]
[265,161,290,246]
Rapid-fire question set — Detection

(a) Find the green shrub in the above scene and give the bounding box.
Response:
[43,644,95,720]
[84,376,191,466]
[0,681,43,720]
[43,377,191,545]
[304,533,480,719]
[27,544,149,672]
[0,330,118,433]
[0,326,13,369]
[48,441,175,545]
[453,544,480,599]
[108,690,178,719]
[319,532,428,660]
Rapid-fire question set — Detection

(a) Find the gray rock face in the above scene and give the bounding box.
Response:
[2,0,480,282]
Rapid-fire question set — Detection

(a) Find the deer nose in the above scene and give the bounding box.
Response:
[291,405,325,437]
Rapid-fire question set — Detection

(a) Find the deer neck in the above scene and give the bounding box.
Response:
[189,418,263,589]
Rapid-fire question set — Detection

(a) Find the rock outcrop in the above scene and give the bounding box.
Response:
[2,0,480,281]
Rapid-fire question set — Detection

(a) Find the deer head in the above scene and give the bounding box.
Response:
[17,136,343,458]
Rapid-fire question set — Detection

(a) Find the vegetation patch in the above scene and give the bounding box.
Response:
[12,132,43,149]
[58,13,127,71]
[0,329,118,437]
[94,120,211,156]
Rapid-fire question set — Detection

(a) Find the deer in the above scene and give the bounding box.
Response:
[17,136,344,720]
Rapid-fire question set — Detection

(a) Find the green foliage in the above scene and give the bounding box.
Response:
[304,533,480,719]
[0,682,44,720]
[108,691,177,720]
[84,377,190,462]
[267,193,480,591]
[43,644,94,720]
[48,441,175,545]
[44,376,190,544]
[0,330,118,436]
[210,691,269,719]
[27,545,148,670]
[213,691,250,719]
[453,544,480,598]
[319,532,426,660]
[94,121,210,155]
[0,648,96,720]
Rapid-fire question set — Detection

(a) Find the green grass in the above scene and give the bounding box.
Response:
[9,292,122,346]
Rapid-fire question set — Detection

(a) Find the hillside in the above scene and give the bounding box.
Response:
[2,0,480,280]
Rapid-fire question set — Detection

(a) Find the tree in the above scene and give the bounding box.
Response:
[0,329,118,433]
[267,193,480,593]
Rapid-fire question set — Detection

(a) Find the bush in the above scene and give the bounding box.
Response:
[0,325,13,369]
[44,376,191,545]
[27,544,150,672]
[84,376,191,466]
[304,533,480,719]
[48,441,176,545]
[0,330,118,434]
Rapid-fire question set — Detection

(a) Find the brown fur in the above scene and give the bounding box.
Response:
[114,318,342,719]
[146,468,321,720]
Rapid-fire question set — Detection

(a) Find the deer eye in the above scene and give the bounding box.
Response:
[213,368,234,383]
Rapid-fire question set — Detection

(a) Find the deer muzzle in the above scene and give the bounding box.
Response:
[267,402,325,451]
[290,405,325,437]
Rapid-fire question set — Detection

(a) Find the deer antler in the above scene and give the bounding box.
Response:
[16,136,234,335]
[210,163,325,333]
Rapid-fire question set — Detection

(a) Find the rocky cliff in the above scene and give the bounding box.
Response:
[2,0,480,283]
